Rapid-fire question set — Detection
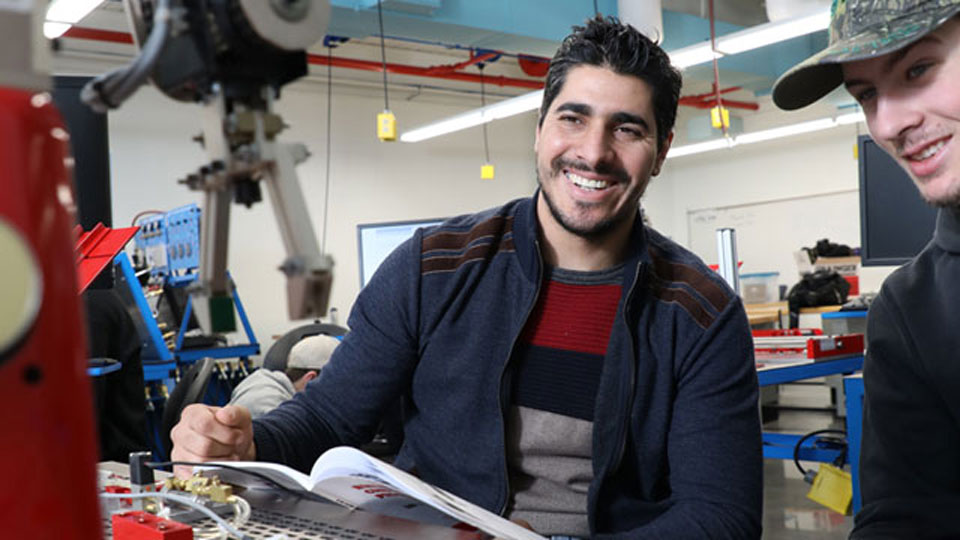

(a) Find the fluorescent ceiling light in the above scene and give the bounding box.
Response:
[400,90,543,143]
[45,0,103,39]
[667,138,734,158]
[667,110,864,159]
[735,117,835,145]
[668,7,830,69]
[715,9,831,55]
[669,45,723,70]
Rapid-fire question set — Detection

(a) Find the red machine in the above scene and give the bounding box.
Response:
[0,6,102,538]
[753,328,866,362]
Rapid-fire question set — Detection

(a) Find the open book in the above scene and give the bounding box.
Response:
[202,446,545,540]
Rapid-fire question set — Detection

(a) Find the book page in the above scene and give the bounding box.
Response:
[309,475,468,527]
[309,447,546,540]
[200,460,314,493]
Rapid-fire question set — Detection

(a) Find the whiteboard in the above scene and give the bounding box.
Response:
[685,190,860,289]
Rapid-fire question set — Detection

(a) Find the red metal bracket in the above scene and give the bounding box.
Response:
[74,223,139,293]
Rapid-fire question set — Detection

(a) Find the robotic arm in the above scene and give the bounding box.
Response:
[84,0,333,332]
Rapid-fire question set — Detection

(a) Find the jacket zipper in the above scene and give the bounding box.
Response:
[496,238,543,516]
[608,263,643,482]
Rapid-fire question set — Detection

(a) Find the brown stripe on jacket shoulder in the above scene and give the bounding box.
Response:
[422,215,512,254]
[421,217,515,274]
[651,283,716,329]
[648,245,731,312]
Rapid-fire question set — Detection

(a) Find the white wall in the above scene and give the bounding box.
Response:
[648,121,897,295]
[107,81,538,355]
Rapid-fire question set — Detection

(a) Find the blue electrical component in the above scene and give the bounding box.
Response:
[134,204,201,285]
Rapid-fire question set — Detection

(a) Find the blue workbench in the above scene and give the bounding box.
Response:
[758,355,864,512]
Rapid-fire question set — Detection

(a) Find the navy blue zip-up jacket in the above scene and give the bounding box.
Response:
[253,194,763,538]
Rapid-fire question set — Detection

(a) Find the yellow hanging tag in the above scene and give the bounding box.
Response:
[710,106,730,129]
[806,463,853,515]
[481,164,495,180]
[377,110,396,141]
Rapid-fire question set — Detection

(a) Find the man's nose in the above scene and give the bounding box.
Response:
[575,124,615,167]
[869,91,923,145]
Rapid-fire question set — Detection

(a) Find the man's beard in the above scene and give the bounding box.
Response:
[920,180,960,209]
[537,156,636,239]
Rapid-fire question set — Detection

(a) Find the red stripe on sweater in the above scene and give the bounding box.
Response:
[521,280,622,356]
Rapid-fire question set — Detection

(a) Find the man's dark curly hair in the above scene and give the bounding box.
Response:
[539,16,682,152]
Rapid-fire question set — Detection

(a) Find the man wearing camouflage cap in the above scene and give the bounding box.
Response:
[773,0,960,537]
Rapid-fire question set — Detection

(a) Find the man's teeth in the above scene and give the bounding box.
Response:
[567,172,608,190]
[912,140,946,161]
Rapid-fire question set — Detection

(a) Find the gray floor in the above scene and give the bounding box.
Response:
[762,382,854,539]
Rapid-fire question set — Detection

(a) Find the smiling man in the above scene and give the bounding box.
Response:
[172,16,762,539]
[772,1,960,537]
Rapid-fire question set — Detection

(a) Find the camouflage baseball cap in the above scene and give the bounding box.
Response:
[772,0,960,110]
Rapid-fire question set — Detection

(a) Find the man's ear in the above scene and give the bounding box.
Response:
[652,131,674,177]
[294,370,319,392]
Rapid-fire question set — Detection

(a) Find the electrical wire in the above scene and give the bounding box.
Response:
[158,491,252,540]
[708,0,727,138]
[479,64,490,165]
[81,0,175,112]
[131,209,164,226]
[321,46,333,255]
[376,0,390,111]
[793,429,848,477]
[100,491,252,540]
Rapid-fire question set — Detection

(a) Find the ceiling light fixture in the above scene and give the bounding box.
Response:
[44,0,104,39]
[400,6,831,143]
[714,8,831,55]
[670,6,829,68]
[667,111,864,159]
[400,90,543,143]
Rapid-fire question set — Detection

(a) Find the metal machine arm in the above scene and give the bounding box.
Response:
[84,0,334,332]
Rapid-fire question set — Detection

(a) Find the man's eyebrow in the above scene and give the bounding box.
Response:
[555,102,591,115]
[611,111,650,130]
[554,102,651,129]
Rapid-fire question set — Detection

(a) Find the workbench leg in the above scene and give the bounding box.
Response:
[844,376,865,514]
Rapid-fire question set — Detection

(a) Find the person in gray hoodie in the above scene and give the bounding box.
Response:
[228,334,340,419]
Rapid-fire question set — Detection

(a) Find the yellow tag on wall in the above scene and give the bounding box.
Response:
[481,164,495,180]
[806,464,853,515]
[377,110,396,141]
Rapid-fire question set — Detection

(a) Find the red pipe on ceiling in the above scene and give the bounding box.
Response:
[305,53,542,89]
[679,98,759,110]
[61,26,755,107]
[62,26,544,90]
[424,51,499,75]
[679,86,759,110]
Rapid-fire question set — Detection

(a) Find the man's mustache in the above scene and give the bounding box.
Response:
[550,156,629,183]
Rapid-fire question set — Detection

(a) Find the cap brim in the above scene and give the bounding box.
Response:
[773,4,960,110]
[772,52,843,111]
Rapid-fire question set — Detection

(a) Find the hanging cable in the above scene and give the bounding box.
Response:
[478,63,494,180]
[480,64,490,165]
[708,0,728,138]
[377,0,390,111]
[322,46,333,254]
[793,429,848,478]
[375,0,397,141]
